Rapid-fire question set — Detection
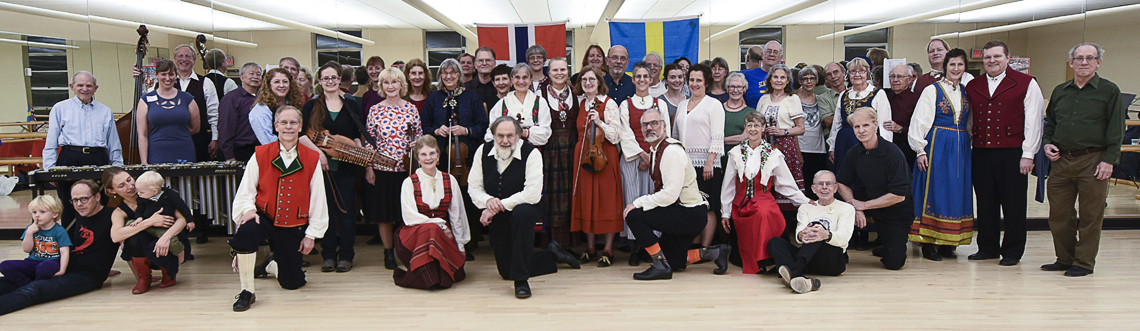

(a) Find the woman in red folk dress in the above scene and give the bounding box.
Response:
[394,135,470,289]
[570,65,624,267]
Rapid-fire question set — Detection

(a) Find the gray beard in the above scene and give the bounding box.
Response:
[495,145,513,162]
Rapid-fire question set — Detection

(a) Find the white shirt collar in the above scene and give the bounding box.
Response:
[279,143,299,167]
[484,141,523,160]
[989,71,1006,82]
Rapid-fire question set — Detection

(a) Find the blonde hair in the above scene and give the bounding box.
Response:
[28,195,63,219]
[136,170,165,191]
[378,67,408,96]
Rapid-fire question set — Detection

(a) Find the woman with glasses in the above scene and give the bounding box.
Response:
[301,62,369,273]
[618,61,673,266]
[707,57,731,103]
[720,111,811,274]
[136,59,200,165]
[526,45,548,92]
[405,59,433,117]
[486,64,552,148]
[795,67,832,199]
[826,58,893,174]
[722,72,754,153]
[364,67,424,270]
[571,65,624,267]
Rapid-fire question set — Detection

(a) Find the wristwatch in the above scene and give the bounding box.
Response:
[784,129,789,136]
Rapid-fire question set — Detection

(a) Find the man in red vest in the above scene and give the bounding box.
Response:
[963,40,1044,266]
[228,106,328,312]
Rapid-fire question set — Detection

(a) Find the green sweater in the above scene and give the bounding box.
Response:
[1043,74,1125,164]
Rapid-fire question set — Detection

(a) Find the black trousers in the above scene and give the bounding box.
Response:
[55,149,110,228]
[0,273,99,316]
[487,202,557,281]
[768,238,848,277]
[874,217,910,270]
[229,213,307,290]
[321,168,359,262]
[125,231,180,273]
[972,148,1028,260]
[626,203,708,268]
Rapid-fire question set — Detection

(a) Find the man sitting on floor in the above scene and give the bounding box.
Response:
[769,170,855,293]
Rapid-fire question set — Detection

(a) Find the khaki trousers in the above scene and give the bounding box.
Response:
[1046,151,1108,270]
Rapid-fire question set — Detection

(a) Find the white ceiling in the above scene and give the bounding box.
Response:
[4,0,1138,33]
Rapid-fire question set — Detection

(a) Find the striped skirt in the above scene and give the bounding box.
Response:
[619,154,654,240]
[392,223,467,290]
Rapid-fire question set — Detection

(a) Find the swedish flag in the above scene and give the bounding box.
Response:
[609,16,700,73]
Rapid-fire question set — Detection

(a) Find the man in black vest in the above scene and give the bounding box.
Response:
[173,44,220,162]
[204,48,238,98]
[468,116,579,299]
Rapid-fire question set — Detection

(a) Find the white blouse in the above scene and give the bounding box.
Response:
[908,80,964,156]
[579,95,623,145]
[618,95,672,160]
[826,85,894,152]
[755,93,805,130]
[719,142,810,216]
[399,168,471,250]
[674,95,726,168]
[485,90,553,146]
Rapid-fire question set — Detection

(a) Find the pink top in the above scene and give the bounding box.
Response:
[366,101,423,172]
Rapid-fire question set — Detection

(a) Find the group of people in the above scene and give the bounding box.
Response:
[3,35,1122,314]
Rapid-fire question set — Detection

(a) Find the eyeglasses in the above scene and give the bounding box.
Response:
[276,120,301,127]
[800,77,818,82]
[640,120,662,128]
[763,50,781,55]
[476,59,496,64]
[528,55,545,61]
[889,75,911,80]
[812,181,836,186]
[581,77,598,83]
[849,70,867,75]
[70,195,94,204]
[608,55,628,61]
[726,85,746,91]
[319,76,339,82]
[1071,56,1099,63]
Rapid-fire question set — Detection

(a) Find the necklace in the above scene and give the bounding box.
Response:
[725,99,745,110]
[547,84,570,122]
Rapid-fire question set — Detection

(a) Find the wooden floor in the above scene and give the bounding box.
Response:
[1,230,1138,329]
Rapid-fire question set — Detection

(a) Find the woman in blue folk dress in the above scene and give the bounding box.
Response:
[907,48,974,261]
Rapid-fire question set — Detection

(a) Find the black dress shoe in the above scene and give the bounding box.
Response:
[597,251,613,267]
[547,242,580,269]
[968,252,1000,260]
[937,246,957,259]
[1040,262,1072,271]
[196,234,209,244]
[336,261,352,273]
[633,265,673,280]
[185,253,195,261]
[628,244,641,267]
[233,290,256,312]
[1064,266,1093,277]
[384,249,397,270]
[514,281,532,299]
[920,244,942,261]
[998,258,1019,266]
[321,260,336,273]
[465,251,475,261]
[713,244,731,275]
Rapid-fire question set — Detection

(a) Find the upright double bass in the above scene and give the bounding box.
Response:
[115,25,149,165]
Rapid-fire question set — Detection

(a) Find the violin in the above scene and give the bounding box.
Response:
[115,25,149,165]
[447,112,470,186]
[579,98,608,172]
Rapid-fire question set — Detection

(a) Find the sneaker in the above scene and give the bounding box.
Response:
[790,277,821,294]
[777,265,793,289]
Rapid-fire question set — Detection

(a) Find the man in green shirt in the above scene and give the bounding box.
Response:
[1041,43,1125,277]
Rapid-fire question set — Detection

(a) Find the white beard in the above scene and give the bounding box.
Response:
[495,145,514,162]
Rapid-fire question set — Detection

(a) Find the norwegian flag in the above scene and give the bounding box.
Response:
[476,22,566,65]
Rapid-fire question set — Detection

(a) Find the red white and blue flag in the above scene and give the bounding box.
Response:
[476,22,566,65]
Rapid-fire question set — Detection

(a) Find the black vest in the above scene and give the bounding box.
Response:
[206,72,229,99]
[175,73,212,160]
[481,141,535,199]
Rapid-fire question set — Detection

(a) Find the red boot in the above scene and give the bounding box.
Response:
[158,267,176,288]
[130,258,152,294]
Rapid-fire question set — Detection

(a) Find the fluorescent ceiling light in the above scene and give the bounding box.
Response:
[0,37,79,49]
[707,0,827,42]
[816,0,1021,40]
[182,0,375,45]
[0,1,257,47]
[931,2,1140,39]
[403,0,477,41]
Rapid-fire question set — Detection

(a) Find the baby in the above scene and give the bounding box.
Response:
[0,195,71,286]
[131,171,194,256]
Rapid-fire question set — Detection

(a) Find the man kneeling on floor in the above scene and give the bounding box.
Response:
[769,170,854,293]
[228,106,328,312]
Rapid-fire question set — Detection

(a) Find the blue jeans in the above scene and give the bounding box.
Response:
[0,274,99,315]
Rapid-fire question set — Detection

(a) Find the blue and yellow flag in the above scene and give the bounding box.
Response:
[609,16,700,73]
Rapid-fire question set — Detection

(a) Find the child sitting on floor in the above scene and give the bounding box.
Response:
[0,195,71,286]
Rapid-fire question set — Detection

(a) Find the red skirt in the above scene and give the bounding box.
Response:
[393,223,467,289]
[771,136,805,211]
[731,178,785,274]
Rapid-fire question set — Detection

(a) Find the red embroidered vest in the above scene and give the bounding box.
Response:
[626,97,659,153]
[966,67,1034,149]
[253,141,319,227]
[411,172,452,220]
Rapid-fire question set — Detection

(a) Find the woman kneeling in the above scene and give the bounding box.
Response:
[394,135,470,289]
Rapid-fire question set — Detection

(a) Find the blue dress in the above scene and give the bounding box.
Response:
[144,90,196,164]
[908,83,973,246]
[833,86,880,173]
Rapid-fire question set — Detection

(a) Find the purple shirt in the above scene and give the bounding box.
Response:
[217,87,258,160]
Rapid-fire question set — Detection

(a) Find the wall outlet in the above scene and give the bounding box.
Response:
[25,68,31,76]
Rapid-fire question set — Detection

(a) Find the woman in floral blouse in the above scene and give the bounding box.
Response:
[365,67,423,270]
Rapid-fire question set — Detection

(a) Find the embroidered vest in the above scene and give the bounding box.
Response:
[412,172,452,219]
[253,142,319,227]
[966,67,1033,149]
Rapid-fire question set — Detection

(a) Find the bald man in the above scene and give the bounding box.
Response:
[744,46,763,70]
[740,40,783,108]
[604,45,636,104]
